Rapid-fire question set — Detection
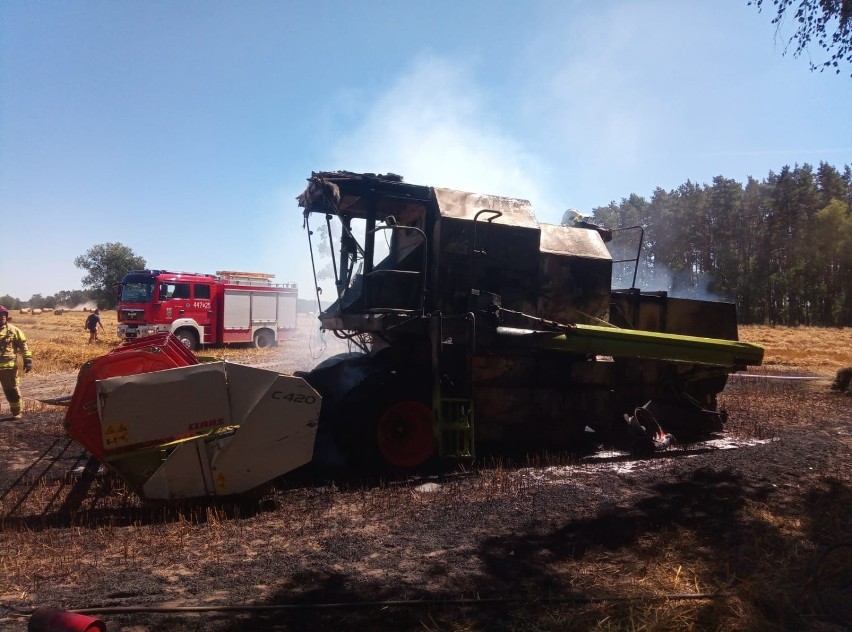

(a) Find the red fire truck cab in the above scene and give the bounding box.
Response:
[117,270,298,350]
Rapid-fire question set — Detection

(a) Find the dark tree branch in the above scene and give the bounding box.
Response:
[750,0,852,75]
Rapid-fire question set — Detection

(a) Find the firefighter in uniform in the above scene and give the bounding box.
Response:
[0,305,32,420]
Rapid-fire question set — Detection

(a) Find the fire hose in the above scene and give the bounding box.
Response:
[21,592,730,630]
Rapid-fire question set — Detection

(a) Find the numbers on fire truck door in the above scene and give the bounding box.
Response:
[192,284,212,311]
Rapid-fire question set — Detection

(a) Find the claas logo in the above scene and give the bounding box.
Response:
[188,418,225,431]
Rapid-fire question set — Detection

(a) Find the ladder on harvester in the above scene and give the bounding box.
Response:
[432,312,476,459]
[435,393,474,458]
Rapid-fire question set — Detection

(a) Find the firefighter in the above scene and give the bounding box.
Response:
[0,305,32,420]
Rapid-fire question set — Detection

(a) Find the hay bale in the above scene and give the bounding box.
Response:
[831,367,852,395]
[54,308,65,315]
[19,308,30,314]
[32,308,43,315]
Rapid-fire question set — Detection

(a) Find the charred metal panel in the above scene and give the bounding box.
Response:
[538,254,612,324]
[665,297,739,340]
[435,214,541,316]
[611,290,739,340]
[299,171,432,220]
[539,223,612,260]
[432,186,541,315]
[433,188,539,227]
[470,353,613,389]
[538,224,612,325]
[471,384,614,449]
[610,291,663,331]
[469,351,616,449]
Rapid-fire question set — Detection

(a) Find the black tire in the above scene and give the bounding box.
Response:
[175,329,198,351]
[333,371,435,472]
[302,353,375,472]
[254,329,275,349]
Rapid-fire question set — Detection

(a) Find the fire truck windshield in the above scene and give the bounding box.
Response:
[120,279,155,303]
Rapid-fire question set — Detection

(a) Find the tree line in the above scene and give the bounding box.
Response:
[587,161,852,326]
[2,242,146,311]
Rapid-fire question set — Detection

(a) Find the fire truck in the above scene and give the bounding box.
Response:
[116,270,298,350]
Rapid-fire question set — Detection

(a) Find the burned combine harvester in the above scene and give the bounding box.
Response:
[61,170,763,501]
[298,171,764,469]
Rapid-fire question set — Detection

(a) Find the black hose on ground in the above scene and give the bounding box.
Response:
[15,592,732,620]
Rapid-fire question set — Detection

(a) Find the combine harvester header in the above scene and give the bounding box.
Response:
[64,334,320,500]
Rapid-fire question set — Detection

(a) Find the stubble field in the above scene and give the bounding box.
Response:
[0,311,850,631]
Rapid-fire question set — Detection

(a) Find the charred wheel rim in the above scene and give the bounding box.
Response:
[375,400,434,468]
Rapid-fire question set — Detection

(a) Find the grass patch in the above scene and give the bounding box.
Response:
[738,324,852,375]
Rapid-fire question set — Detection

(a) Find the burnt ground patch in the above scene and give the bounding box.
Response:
[1,374,850,631]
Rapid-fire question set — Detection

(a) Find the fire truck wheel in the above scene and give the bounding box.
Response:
[254,329,275,349]
[175,329,198,351]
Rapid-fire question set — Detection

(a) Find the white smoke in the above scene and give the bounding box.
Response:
[641,266,720,301]
[329,55,551,208]
[612,261,721,301]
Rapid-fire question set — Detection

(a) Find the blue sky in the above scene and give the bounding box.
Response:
[1,0,850,302]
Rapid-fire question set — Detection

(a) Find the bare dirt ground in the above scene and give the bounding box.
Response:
[0,319,850,631]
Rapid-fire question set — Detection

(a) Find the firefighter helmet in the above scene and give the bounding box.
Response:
[0,305,8,316]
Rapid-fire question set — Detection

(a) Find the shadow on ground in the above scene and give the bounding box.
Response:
[99,469,850,631]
